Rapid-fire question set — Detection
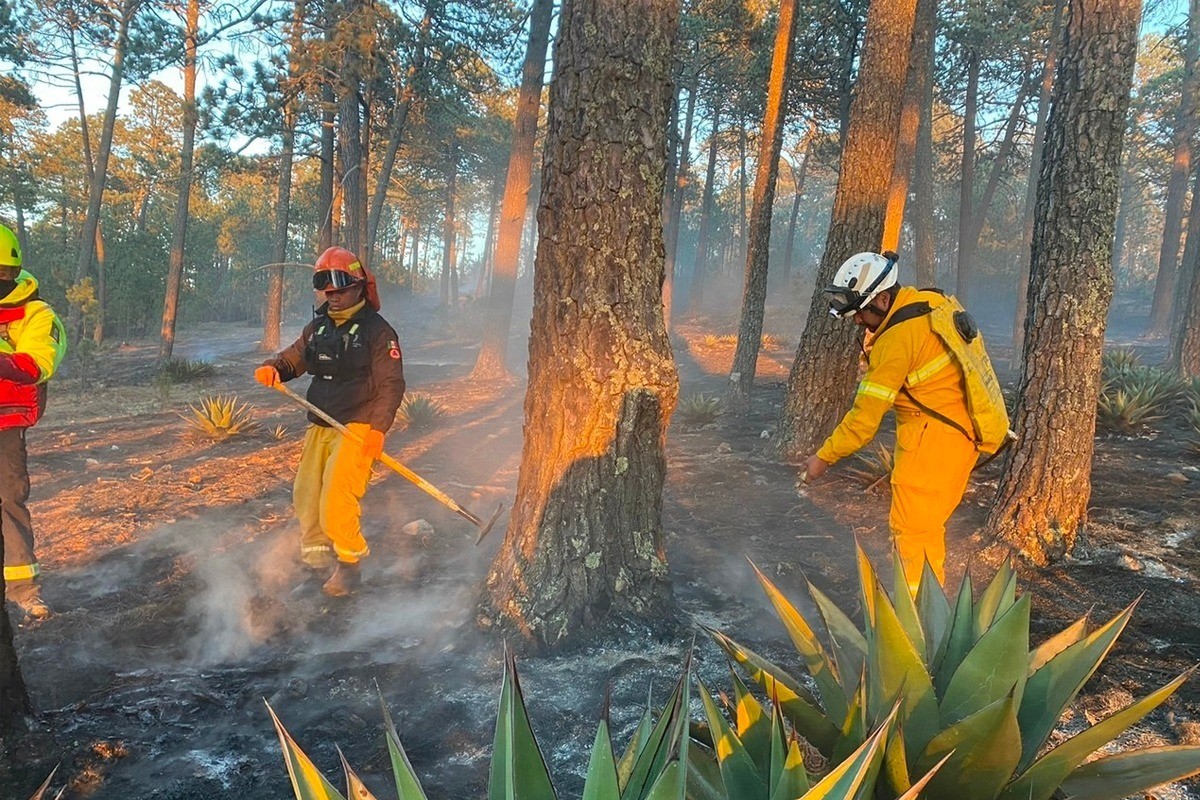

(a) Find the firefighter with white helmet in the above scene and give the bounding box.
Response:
[805,250,1008,594]
[0,224,67,619]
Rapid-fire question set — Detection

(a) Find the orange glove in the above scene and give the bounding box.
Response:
[254,365,280,387]
[359,429,385,468]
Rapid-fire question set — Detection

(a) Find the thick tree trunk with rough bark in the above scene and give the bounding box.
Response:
[776,0,918,461]
[472,0,553,379]
[1014,0,1064,356]
[987,0,1142,565]
[1147,0,1200,338]
[338,0,367,256]
[727,0,800,410]
[482,0,680,649]
[160,0,200,361]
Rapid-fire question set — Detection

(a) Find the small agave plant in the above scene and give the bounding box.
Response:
[269,649,941,799]
[708,547,1200,800]
[181,394,260,439]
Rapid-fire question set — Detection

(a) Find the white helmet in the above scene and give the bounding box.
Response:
[824,250,899,317]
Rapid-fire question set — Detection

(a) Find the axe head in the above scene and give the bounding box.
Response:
[474,504,505,545]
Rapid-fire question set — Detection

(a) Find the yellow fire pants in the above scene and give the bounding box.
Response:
[294,423,374,567]
[890,412,977,592]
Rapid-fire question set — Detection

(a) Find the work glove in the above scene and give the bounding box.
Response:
[254,365,280,387]
[359,429,385,469]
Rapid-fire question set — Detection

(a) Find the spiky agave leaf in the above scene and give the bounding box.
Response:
[266,700,348,800]
[621,651,692,800]
[27,766,59,800]
[582,714,621,800]
[698,676,769,798]
[338,746,380,800]
[488,648,556,800]
[1054,746,1200,800]
[378,689,429,800]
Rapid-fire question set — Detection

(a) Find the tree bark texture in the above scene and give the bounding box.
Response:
[1014,0,1064,355]
[987,0,1142,565]
[159,0,200,361]
[727,0,800,410]
[1147,0,1200,338]
[441,139,457,308]
[483,0,681,649]
[472,0,553,379]
[337,0,367,257]
[776,0,918,461]
[663,72,697,330]
[911,0,938,287]
[883,0,934,254]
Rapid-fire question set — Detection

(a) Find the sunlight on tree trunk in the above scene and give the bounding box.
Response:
[1173,155,1200,376]
[472,0,554,380]
[882,0,934,254]
[482,0,681,650]
[987,0,1142,565]
[776,0,918,461]
[160,0,200,362]
[911,0,938,288]
[727,0,800,411]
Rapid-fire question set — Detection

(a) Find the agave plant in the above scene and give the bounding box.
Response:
[843,443,893,491]
[268,424,289,441]
[26,767,63,800]
[181,394,260,439]
[399,393,447,430]
[676,393,724,428]
[269,649,933,800]
[159,356,216,382]
[708,548,1200,800]
[1101,348,1140,378]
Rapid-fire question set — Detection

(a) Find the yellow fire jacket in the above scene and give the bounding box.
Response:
[0,271,67,429]
[816,286,973,464]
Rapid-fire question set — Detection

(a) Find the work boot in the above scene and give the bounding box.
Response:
[291,564,334,597]
[8,582,51,620]
[322,561,360,598]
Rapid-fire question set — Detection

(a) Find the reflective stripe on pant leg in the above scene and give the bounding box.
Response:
[0,426,38,580]
[318,422,373,563]
[890,415,977,590]
[294,425,338,568]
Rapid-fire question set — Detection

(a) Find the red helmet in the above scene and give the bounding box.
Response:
[312,246,380,311]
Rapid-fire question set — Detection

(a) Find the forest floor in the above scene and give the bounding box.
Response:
[2,294,1200,799]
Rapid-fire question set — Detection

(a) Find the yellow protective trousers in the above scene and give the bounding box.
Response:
[890,411,977,592]
[294,423,374,566]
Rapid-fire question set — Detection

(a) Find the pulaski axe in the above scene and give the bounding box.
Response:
[271,382,503,543]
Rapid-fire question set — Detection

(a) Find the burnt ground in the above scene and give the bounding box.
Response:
[1,296,1199,799]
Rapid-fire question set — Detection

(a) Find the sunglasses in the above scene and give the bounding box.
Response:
[312,269,361,291]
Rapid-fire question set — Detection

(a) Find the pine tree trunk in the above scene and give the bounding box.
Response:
[955,48,980,304]
[911,0,938,287]
[780,132,815,290]
[1147,0,1200,338]
[159,0,200,361]
[472,0,553,380]
[727,0,800,410]
[482,0,681,649]
[987,0,1142,565]
[441,141,457,309]
[663,71,698,330]
[338,0,366,256]
[1173,155,1200,376]
[776,0,918,461]
[318,3,336,252]
[1014,0,1064,355]
[688,102,722,313]
[882,0,934,253]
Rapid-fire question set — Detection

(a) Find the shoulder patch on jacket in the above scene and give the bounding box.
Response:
[388,340,400,359]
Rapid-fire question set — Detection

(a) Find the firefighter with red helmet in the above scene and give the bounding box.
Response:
[255,247,404,597]
[0,224,67,619]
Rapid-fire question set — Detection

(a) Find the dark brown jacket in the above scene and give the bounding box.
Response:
[265,303,405,433]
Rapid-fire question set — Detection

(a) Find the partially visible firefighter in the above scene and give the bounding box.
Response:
[255,246,405,597]
[803,250,1011,594]
[0,223,67,620]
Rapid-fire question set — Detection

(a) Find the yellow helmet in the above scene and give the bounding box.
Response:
[0,224,20,268]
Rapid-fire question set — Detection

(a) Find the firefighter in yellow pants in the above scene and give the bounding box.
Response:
[256,246,405,597]
[804,251,982,593]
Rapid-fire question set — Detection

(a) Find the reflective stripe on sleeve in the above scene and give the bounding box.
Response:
[4,563,40,581]
[857,381,898,403]
[906,352,954,386]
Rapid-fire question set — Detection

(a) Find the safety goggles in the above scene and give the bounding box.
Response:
[312,269,361,291]
[824,254,896,317]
